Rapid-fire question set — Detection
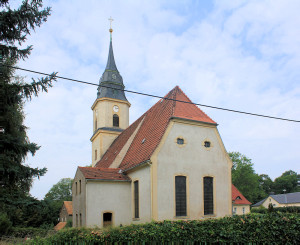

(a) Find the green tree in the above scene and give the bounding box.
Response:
[229,152,265,203]
[273,170,300,194]
[258,174,274,195]
[45,178,73,201]
[0,0,56,227]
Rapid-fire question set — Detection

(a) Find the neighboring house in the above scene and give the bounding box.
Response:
[232,184,251,215]
[252,192,300,208]
[54,201,73,231]
[72,29,233,228]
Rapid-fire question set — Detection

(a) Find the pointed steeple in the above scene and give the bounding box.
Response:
[97,24,128,101]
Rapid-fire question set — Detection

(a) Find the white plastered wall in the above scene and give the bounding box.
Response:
[85,181,131,227]
[127,165,152,224]
[155,120,232,220]
[233,205,251,215]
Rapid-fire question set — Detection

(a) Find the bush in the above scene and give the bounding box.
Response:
[27,213,300,244]
[251,206,300,214]
[0,213,12,236]
[11,227,54,239]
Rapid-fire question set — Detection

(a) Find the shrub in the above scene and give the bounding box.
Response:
[27,213,300,244]
[251,206,300,214]
[0,213,12,236]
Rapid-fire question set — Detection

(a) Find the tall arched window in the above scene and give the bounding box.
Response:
[113,114,119,127]
[203,177,214,215]
[175,176,187,216]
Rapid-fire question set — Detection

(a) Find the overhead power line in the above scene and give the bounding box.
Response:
[6,65,300,123]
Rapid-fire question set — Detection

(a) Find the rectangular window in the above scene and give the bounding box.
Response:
[175,176,187,216]
[204,177,214,215]
[75,182,77,195]
[95,150,97,160]
[134,181,139,218]
[80,213,82,226]
[79,180,81,194]
[76,214,78,227]
[242,207,245,214]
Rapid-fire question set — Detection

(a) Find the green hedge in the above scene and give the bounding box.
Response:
[251,206,300,214]
[11,227,54,238]
[27,213,300,244]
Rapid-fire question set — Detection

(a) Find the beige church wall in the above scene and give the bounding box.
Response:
[153,120,232,221]
[233,205,250,215]
[127,165,152,224]
[86,181,131,227]
[72,169,86,227]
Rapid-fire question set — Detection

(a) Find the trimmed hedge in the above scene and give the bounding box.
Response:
[251,206,300,214]
[27,213,300,244]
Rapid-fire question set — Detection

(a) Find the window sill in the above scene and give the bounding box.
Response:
[132,218,140,221]
[203,214,216,217]
[174,216,189,219]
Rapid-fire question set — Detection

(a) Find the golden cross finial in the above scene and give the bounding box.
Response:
[108,16,114,31]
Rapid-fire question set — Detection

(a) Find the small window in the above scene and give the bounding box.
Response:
[113,114,119,127]
[175,176,187,216]
[95,149,97,161]
[79,180,81,194]
[95,119,97,131]
[177,138,184,145]
[103,212,112,227]
[236,196,241,200]
[204,177,214,215]
[204,141,211,148]
[233,207,237,214]
[80,213,82,226]
[134,181,139,218]
[75,182,78,195]
[76,214,78,227]
[242,207,245,214]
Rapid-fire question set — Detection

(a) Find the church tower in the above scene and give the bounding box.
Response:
[91,26,130,166]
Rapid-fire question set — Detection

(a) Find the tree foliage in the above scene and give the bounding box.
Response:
[0,0,57,228]
[45,178,73,201]
[273,170,300,194]
[229,152,265,203]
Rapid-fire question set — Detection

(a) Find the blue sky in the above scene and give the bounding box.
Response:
[14,0,300,199]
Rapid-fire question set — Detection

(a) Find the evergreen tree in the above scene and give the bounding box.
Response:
[0,0,57,227]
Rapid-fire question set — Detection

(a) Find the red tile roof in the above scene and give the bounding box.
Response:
[79,167,131,181]
[95,86,216,172]
[232,184,252,205]
[63,201,73,215]
[54,222,67,231]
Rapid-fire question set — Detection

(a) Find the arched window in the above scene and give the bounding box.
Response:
[175,176,187,216]
[103,212,112,227]
[113,114,119,127]
[203,177,214,215]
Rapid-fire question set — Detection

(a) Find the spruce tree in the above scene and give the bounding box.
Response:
[0,0,57,226]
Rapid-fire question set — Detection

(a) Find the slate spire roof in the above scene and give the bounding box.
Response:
[97,32,128,101]
[94,86,216,172]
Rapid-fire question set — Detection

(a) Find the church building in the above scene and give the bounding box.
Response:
[72,28,233,228]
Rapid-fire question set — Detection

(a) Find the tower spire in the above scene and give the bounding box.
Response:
[97,18,128,102]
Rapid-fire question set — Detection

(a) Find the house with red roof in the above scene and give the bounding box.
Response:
[54,201,73,230]
[72,29,233,228]
[232,185,251,215]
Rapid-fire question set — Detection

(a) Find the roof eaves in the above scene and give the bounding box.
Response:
[170,116,218,126]
[123,160,152,173]
[86,178,131,182]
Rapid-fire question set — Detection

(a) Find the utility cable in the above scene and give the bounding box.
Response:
[5,65,300,123]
